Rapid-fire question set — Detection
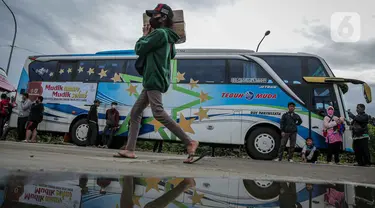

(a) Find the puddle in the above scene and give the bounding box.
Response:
[0,171,374,207]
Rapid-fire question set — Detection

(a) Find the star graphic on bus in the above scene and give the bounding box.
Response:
[78,66,84,73]
[194,107,209,121]
[111,73,122,82]
[176,71,185,82]
[126,84,137,96]
[98,69,108,78]
[189,78,199,89]
[59,69,64,74]
[87,68,95,75]
[67,68,72,74]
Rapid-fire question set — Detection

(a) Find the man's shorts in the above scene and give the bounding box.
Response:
[26,121,39,131]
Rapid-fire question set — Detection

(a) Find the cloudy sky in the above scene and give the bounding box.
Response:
[1,0,374,113]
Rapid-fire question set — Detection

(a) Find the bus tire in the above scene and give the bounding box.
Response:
[243,180,280,200]
[71,119,89,146]
[245,127,280,160]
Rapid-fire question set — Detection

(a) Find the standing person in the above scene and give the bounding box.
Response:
[17,93,32,141]
[25,96,44,143]
[86,100,100,147]
[323,106,344,165]
[275,102,302,162]
[0,93,10,138]
[348,104,372,167]
[115,3,199,162]
[101,102,120,148]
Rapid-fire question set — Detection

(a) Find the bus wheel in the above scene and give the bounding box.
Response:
[243,179,280,200]
[71,119,88,146]
[245,127,280,160]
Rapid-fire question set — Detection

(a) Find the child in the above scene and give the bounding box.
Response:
[301,138,320,163]
[323,106,344,165]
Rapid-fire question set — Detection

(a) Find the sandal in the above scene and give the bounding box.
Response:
[113,152,138,159]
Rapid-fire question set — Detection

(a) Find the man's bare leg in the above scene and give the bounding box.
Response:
[147,90,199,161]
[31,129,37,142]
[24,130,32,142]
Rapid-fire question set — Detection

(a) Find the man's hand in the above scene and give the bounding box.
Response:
[143,24,152,36]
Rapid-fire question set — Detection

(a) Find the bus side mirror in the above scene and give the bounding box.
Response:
[363,83,372,103]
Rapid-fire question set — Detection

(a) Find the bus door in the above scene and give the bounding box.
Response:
[288,85,313,147]
[303,76,373,151]
[310,84,341,147]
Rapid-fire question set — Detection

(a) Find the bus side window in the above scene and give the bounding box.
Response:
[176,59,226,84]
[124,59,142,81]
[307,57,328,77]
[95,60,126,82]
[312,87,339,116]
[254,55,303,85]
[228,59,273,84]
[29,61,58,82]
[57,61,78,82]
[76,60,97,82]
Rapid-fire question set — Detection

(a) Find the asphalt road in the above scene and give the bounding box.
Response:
[0,141,374,187]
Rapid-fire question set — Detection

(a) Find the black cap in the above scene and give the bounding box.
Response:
[146,3,174,20]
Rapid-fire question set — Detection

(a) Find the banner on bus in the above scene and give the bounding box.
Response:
[16,183,81,208]
[27,82,97,105]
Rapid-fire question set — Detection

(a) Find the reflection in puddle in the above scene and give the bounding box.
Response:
[0,173,374,207]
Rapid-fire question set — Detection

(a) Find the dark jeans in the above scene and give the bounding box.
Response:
[17,116,28,141]
[353,138,371,166]
[0,117,6,139]
[102,125,116,147]
[86,121,98,146]
[278,132,297,160]
[303,150,320,163]
[327,141,342,163]
[153,141,163,153]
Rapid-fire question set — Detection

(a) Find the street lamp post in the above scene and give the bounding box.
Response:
[1,0,17,76]
[256,30,271,52]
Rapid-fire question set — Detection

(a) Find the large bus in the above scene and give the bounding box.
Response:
[9,49,372,160]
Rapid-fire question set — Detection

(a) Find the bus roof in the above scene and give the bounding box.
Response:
[29,48,318,59]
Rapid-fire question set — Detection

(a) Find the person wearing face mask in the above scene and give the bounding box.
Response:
[115,3,199,163]
[323,106,344,164]
[100,102,120,148]
[17,93,32,141]
[348,104,372,167]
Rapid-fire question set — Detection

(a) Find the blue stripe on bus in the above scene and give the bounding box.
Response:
[32,50,136,58]
[43,106,327,148]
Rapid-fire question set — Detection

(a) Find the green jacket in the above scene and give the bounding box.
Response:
[135,28,180,93]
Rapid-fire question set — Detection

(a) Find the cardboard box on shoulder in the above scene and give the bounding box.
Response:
[143,10,186,44]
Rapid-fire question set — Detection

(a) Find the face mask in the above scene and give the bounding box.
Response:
[327,109,334,116]
[149,16,162,29]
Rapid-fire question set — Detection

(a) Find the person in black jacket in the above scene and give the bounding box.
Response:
[25,96,44,143]
[86,99,100,147]
[275,102,302,162]
[348,104,372,167]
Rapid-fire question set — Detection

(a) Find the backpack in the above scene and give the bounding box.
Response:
[0,101,9,117]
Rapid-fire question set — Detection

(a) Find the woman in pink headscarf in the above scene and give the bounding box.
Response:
[323,106,345,164]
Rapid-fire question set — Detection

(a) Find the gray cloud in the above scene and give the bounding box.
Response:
[294,23,375,70]
[345,84,375,115]
[1,0,233,85]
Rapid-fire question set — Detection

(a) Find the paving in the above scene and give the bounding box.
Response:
[0,141,374,187]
